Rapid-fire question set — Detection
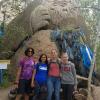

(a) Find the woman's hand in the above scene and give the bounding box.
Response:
[31,81,35,88]
[14,81,19,89]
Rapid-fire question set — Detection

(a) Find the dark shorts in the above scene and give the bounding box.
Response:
[17,79,32,94]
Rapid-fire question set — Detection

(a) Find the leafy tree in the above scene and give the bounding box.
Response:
[78,0,100,98]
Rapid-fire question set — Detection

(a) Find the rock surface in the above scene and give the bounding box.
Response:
[13,0,85,60]
[92,86,100,100]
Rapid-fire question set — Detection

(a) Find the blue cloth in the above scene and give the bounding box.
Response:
[80,45,93,69]
[35,63,48,85]
[50,28,61,41]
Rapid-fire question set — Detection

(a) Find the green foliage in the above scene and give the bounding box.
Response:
[0,22,27,59]
[79,0,100,72]
[6,23,26,49]
[0,70,10,88]
[1,23,27,51]
[0,37,5,51]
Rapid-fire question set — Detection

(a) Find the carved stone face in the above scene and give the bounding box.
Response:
[27,0,83,57]
[12,0,84,60]
[30,0,80,32]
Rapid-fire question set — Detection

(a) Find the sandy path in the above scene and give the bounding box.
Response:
[92,86,100,100]
[0,87,10,100]
[0,86,100,100]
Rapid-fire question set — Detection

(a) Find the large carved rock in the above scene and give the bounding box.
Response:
[30,0,81,32]
[1,0,87,59]
[17,0,85,55]
[6,0,87,81]
[1,1,99,99]
[23,30,59,57]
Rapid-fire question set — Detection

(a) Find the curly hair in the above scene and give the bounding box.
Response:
[24,47,34,56]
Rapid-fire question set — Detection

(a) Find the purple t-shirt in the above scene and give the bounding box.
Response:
[18,57,35,80]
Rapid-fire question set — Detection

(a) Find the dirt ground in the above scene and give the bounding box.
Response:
[0,87,10,100]
[0,87,11,100]
[92,86,100,100]
[0,86,100,100]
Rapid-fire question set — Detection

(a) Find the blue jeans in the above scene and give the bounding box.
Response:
[47,76,61,100]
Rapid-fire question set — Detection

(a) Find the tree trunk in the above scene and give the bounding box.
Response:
[87,7,100,99]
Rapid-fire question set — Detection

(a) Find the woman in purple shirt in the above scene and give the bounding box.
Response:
[15,47,36,100]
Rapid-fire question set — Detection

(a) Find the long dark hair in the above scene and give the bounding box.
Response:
[39,54,48,64]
